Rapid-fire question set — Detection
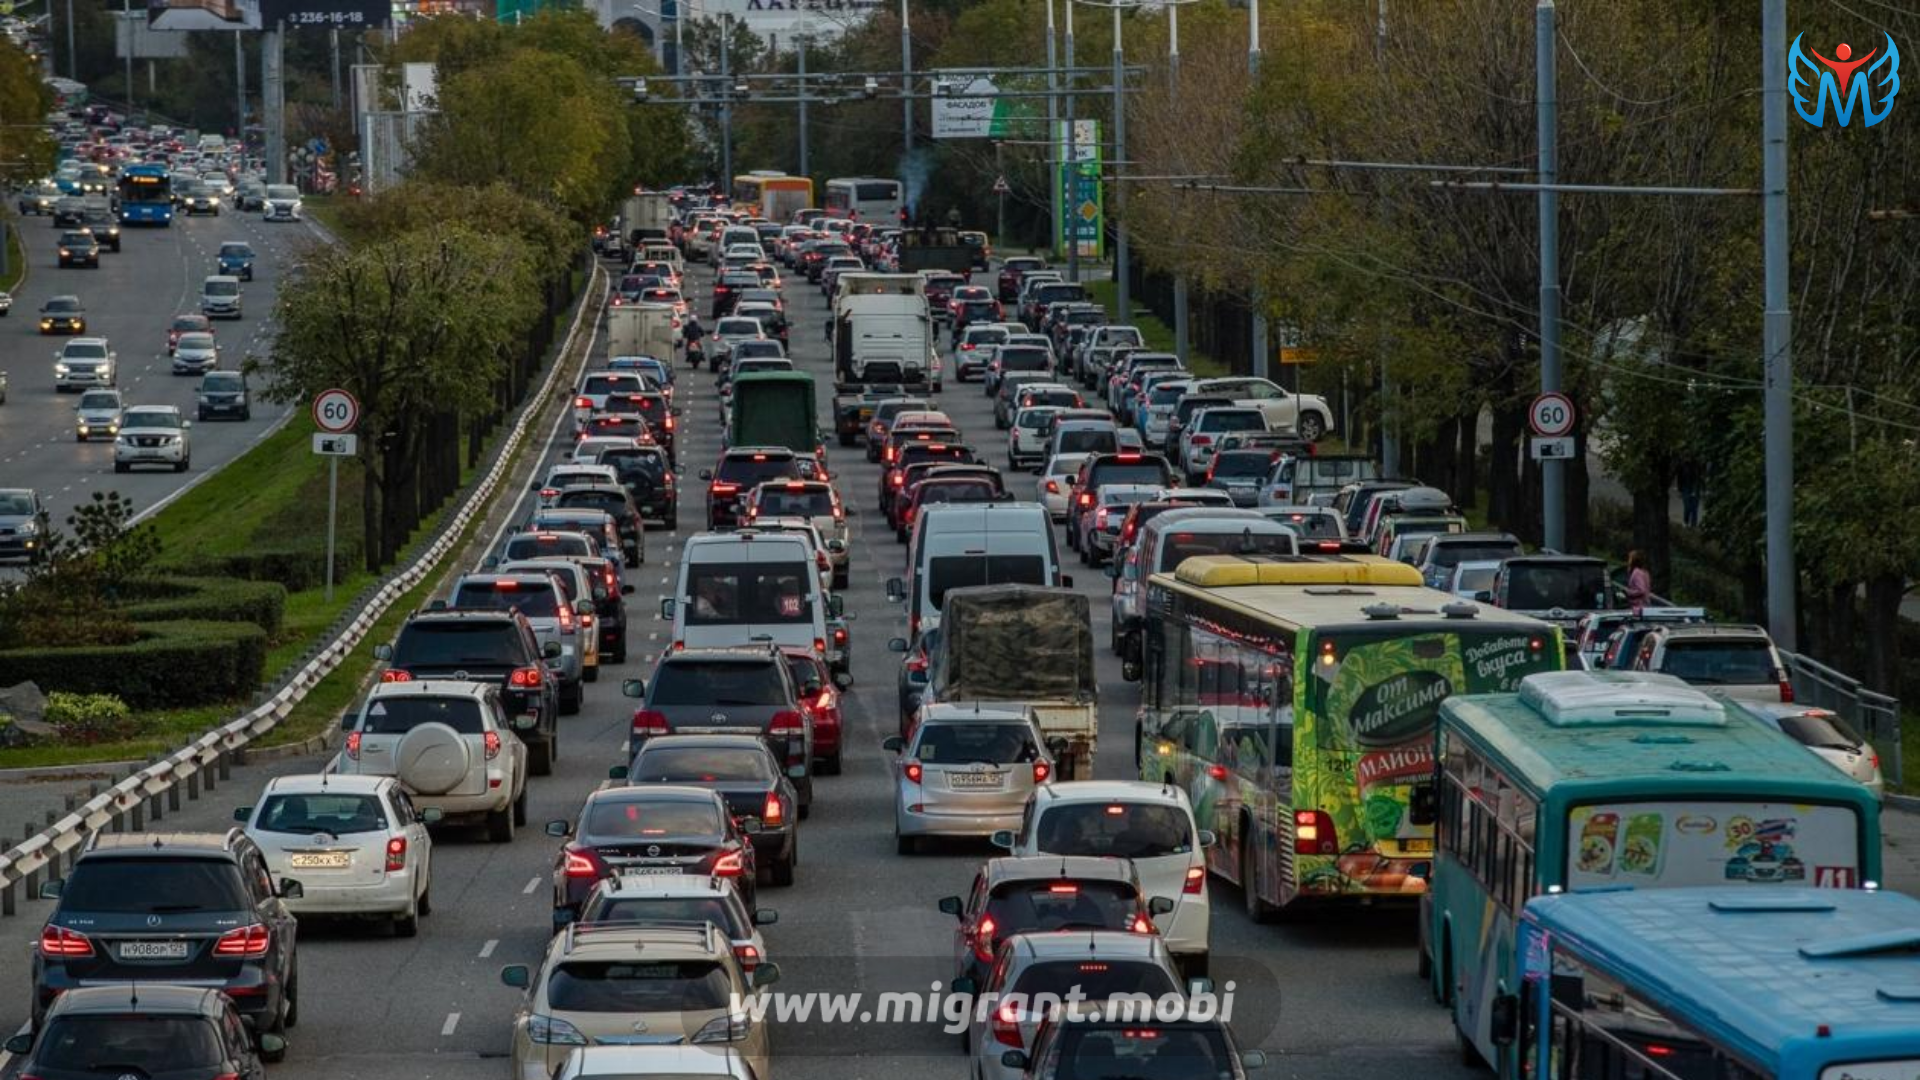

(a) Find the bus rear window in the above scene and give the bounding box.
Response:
[1565,801,1862,890]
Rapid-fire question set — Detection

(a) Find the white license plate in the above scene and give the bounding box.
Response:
[946,771,1005,790]
[616,865,681,874]
[118,940,189,960]
[289,851,351,869]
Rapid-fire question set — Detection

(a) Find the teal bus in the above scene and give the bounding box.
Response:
[1426,670,1884,1078]
[1515,886,1920,1079]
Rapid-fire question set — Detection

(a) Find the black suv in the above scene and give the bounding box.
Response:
[33,832,301,1039]
[78,206,121,252]
[598,443,678,528]
[622,646,814,813]
[10,984,281,1075]
[702,447,804,529]
[372,609,562,773]
[551,483,646,564]
[1067,451,1178,550]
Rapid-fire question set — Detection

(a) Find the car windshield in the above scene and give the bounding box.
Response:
[986,881,1140,935]
[585,896,747,935]
[1091,463,1173,490]
[171,316,205,330]
[583,798,724,839]
[1210,452,1272,478]
[1057,428,1118,455]
[64,343,107,360]
[219,243,251,257]
[600,448,669,479]
[916,481,999,506]
[1160,530,1294,569]
[177,333,215,350]
[1053,1025,1234,1080]
[1660,642,1779,685]
[912,722,1039,765]
[357,696,485,735]
[266,185,298,199]
[998,348,1049,371]
[683,561,813,624]
[1034,803,1194,858]
[1200,411,1265,432]
[35,1016,224,1072]
[966,329,1009,346]
[753,487,835,517]
[547,961,731,1013]
[124,410,179,429]
[649,661,789,707]
[1455,565,1499,594]
[1427,541,1522,569]
[1011,959,1179,1002]
[928,554,1048,610]
[452,580,559,618]
[1775,710,1866,751]
[503,535,592,561]
[44,298,81,313]
[1505,563,1610,610]
[256,793,388,835]
[392,621,523,667]
[718,320,762,336]
[583,374,643,396]
[61,857,250,913]
[716,455,800,487]
[78,392,119,410]
[630,745,773,783]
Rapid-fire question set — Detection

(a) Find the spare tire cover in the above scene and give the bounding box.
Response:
[395,722,472,796]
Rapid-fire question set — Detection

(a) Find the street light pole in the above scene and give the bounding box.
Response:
[1760,0,1796,647]
[65,0,75,81]
[1536,0,1564,553]
[1169,2,1188,364]
[1064,0,1077,282]
[720,16,733,184]
[900,0,912,155]
[122,0,134,118]
[1046,0,1060,258]
[1112,0,1129,323]
[796,34,809,178]
[1247,0,1267,381]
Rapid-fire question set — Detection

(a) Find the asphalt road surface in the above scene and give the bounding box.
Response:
[0,206,307,527]
[0,253,1504,1080]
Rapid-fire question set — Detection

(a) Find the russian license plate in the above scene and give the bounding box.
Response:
[947,770,1004,790]
[118,940,189,960]
[289,851,351,869]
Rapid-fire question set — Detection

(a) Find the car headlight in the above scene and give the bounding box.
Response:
[54,363,69,374]
[17,520,37,536]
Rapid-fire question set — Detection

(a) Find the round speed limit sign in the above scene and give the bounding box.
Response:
[1528,392,1575,438]
[313,389,360,434]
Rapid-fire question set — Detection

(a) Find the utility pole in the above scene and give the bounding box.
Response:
[1247,0,1267,381]
[122,0,134,118]
[995,139,1008,249]
[1760,0,1795,648]
[234,31,246,140]
[264,22,285,185]
[1046,0,1060,259]
[1170,2,1188,364]
[1536,0,1564,552]
[331,27,342,111]
[1111,1,1129,322]
[796,34,809,178]
[899,0,912,155]
[1376,0,1396,471]
[65,0,75,82]
[720,16,732,184]
[1064,0,1077,282]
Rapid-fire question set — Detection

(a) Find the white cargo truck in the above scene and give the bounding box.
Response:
[831,273,936,391]
[606,302,680,360]
[622,191,674,246]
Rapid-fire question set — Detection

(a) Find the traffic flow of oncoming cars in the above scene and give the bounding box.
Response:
[5,165,1913,1080]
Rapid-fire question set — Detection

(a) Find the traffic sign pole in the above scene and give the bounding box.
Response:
[312,389,360,601]
[325,453,339,601]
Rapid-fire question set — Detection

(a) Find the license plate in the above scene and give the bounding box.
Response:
[1399,839,1434,854]
[946,771,1005,790]
[289,851,351,869]
[118,940,189,960]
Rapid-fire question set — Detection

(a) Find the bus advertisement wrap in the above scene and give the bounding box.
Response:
[1566,801,1862,889]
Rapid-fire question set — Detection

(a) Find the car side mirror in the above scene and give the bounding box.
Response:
[4,1033,32,1056]
[545,820,572,837]
[1241,1050,1269,1070]
[1059,574,1073,588]
[833,671,854,691]
[752,962,782,988]
[950,975,978,995]
[511,714,538,731]
[1001,1051,1030,1070]
[575,599,594,615]
[887,637,908,653]
[1188,976,1214,996]
[372,643,393,661]
[622,678,647,698]
[1149,896,1176,915]
[39,879,63,900]
[1105,561,1122,579]
[659,597,677,619]
[827,594,844,618]
[541,641,562,659]
[233,805,252,822]
[621,582,636,594]
[881,735,905,753]
[1409,784,1437,826]
[420,807,445,824]
[278,879,304,900]
[499,964,531,989]
[1489,993,1519,1047]
[1474,590,1495,604]
[699,468,713,480]
[482,556,501,570]
[937,895,963,917]
[826,539,846,553]
[990,829,1016,850]
[885,577,906,602]
[739,818,763,834]
[257,1033,287,1057]
[754,908,779,925]
[787,764,808,779]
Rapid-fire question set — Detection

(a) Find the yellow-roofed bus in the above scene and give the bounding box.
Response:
[1130,554,1562,918]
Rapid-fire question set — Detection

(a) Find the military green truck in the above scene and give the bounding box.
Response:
[728,370,824,458]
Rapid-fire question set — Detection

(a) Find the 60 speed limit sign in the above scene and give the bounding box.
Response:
[312,389,360,434]
[1528,392,1575,438]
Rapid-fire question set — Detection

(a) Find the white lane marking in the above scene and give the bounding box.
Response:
[441,1012,461,1037]
[479,939,498,959]
[523,876,541,895]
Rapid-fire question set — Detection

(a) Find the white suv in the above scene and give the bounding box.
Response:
[53,337,115,392]
[334,680,532,843]
[113,405,191,473]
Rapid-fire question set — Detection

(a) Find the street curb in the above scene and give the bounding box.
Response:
[0,762,129,783]
[1888,793,1919,815]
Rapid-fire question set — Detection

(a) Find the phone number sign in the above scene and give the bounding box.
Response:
[260,0,386,26]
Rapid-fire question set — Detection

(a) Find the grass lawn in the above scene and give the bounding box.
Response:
[1084,280,1228,378]
[299,193,350,238]
[2,221,24,293]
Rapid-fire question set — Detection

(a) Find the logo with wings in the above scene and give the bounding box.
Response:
[1790,33,1900,128]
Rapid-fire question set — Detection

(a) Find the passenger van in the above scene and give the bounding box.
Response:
[638,243,684,277]
[665,530,839,658]
[887,503,1065,640]
[1108,507,1298,653]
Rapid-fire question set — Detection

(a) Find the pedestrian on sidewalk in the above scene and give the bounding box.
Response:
[1677,459,1703,527]
[1624,550,1653,612]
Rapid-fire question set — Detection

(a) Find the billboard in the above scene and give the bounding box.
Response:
[930,76,995,139]
[116,11,192,59]
[148,0,262,31]
[1055,119,1102,259]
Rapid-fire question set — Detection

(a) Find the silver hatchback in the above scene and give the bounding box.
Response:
[885,704,1056,853]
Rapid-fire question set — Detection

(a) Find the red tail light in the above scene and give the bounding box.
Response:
[213,924,271,957]
[564,847,606,879]
[1033,761,1051,784]
[734,942,761,973]
[632,709,671,737]
[510,666,544,688]
[1184,865,1206,894]
[770,710,806,737]
[557,603,575,632]
[992,999,1025,1047]
[1190,435,1213,447]
[386,836,407,872]
[1077,492,1094,507]
[905,652,929,674]
[904,760,923,784]
[575,396,592,408]
[713,849,745,877]
[380,669,412,683]
[763,792,785,827]
[483,731,502,760]
[345,732,363,760]
[710,482,740,497]
[973,915,997,962]
[832,627,848,646]
[1294,809,1339,855]
[1130,913,1154,934]
[39,925,93,957]
[1779,675,1795,703]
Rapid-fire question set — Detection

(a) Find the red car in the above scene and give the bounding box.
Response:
[782,647,845,774]
[167,313,212,354]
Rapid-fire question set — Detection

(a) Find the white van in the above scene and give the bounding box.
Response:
[665,530,838,658]
[887,503,1066,640]
[639,242,684,275]
[1108,507,1298,653]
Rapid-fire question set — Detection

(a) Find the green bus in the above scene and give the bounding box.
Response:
[1425,670,1885,1079]
[1132,554,1562,918]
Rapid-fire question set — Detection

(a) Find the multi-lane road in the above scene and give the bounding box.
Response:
[0,252,1606,1080]
[0,206,306,525]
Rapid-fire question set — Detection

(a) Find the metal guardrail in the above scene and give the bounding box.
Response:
[0,258,607,918]
[1782,650,1904,786]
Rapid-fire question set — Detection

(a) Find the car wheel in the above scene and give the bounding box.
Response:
[896,833,918,855]
[487,804,515,843]
[393,901,420,938]
[1181,953,1210,981]
[198,409,209,422]
[560,679,582,716]
[174,458,189,473]
[114,462,128,473]
[839,432,856,447]
[1242,829,1277,923]
[1298,413,1327,442]
[820,751,842,776]
[418,883,432,917]
[833,570,849,591]
[241,409,252,421]
[75,432,85,442]
[527,735,553,777]
[584,663,599,684]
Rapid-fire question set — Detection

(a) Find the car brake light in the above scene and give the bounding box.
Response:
[1184,865,1206,893]
[510,666,543,687]
[386,836,407,872]
[1294,809,1339,855]
[39,925,93,957]
[483,731,502,760]
[904,760,923,784]
[1190,435,1213,446]
[1780,675,1795,703]
[345,732,363,759]
[557,603,575,631]
[763,792,784,827]
[1077,492,1094,507]
[213,924,271,957]
[973,915,997,962]
[1033,761,1051,783]
[380,669,412,683]
[992,999,1025,1048]
[713,849,745,877]
[564,847,605,879]
[1116,452,1142,461]
[710,482,739,496]
[575,396,592,408]
[734,943,761,972]
[632,709,671,737]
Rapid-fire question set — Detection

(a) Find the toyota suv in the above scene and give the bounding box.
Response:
[622,646,813,800]
[372,608,562,772]
[33,831,302,1038]
[54,337,115,391]
[448,571,589,716]
[702,446,804,529]
[334,679,533,842]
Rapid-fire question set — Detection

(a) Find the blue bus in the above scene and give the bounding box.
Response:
[118,164,173,225]
[1513,887,1920,1079]
[1425,671,1883,1077]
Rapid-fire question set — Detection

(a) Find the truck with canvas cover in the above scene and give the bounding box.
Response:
[728,371,821,457]
[895,226,975,276]
[922,584,1098,778]
[832,273,934,390]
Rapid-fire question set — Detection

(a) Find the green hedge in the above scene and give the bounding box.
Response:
[162,545,361,593]
[118,576,288,634]
[0,620,269,708]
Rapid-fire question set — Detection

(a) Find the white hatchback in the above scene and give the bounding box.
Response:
[237,773,438,935]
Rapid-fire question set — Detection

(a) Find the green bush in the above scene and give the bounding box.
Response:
[0,620,269,708]
[44,692,140,745]
[162,546,362,593]
[118,576,288,634]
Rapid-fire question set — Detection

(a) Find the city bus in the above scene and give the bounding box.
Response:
[1514,887,1920,1079]
[117,163,173,225]
[823,176,904,223]
[1132,554,1562,917]
[732,173,814,223]
[1429,670,1884,1079]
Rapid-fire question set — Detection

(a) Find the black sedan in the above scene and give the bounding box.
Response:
[622,734,800,888]
[545,785,758,918]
